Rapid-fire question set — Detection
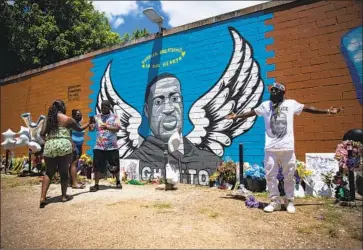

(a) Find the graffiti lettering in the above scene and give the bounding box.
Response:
[140,166,210,184]
[141,47,186,69]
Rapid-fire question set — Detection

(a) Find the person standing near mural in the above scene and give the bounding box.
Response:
[227,82,341,213]
[89,100,122,192]
[39,100,91,208]
[70,109,86,189]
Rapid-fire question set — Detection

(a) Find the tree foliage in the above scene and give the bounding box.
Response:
[0,0,149,79]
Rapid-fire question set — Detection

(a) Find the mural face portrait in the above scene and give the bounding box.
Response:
[144,77,183,142]
[270,112,287,138]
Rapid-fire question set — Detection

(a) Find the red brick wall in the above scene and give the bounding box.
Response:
[0,60,93,156]
[265,0,363,160]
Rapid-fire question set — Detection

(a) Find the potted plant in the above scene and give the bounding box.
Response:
[209,172,219,187]
[217,160,237,189]
[244,164,266,192]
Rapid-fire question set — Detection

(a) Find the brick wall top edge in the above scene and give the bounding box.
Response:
[0,0,298,84]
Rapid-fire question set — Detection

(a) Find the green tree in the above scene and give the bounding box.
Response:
[1,0,149,79]
[121,28,150,43]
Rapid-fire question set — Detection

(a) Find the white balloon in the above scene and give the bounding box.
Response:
[35,134,45,145]
[2,129,16,140]
[15,134,30,147]
[165,163,178,184]
[1,138,16,150]
[17,126,30,137]
[168,132,181,153]
[28,141,41,153]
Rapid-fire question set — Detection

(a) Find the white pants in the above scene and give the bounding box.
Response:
[265,150,296,202]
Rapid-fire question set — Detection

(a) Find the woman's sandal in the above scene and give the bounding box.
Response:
[39,199,47,209]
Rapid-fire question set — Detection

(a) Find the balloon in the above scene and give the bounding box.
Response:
[15,134,30,147]
[168,131,181,153]
[29,141,41,153]
[21,113,46,150]
[1,138,16,150]
[17,126,30,137]
[2,129,16,140]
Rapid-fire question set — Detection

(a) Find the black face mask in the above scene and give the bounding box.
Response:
[270,89,284,104]
[101,106,111,115]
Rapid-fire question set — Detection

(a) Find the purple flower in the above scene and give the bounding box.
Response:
[245,195,260,208]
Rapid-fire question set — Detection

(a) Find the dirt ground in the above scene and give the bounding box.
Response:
[1,174,362,249]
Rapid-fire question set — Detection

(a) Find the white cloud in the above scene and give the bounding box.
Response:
[6,1,14,5]
[113,17,125,28]
[160,1,269,27]
[92,1,139,28]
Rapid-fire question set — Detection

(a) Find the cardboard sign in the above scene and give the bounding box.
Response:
[305,153,339,197]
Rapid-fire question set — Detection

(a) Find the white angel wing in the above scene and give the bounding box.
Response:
[96,61,143,158]
[186,27,264,157]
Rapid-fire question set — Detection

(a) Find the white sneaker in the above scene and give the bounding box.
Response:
[286,201,296,214]
[263,201,281,213]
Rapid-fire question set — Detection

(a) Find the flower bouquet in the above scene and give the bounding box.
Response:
[217,160,237,189]
[209,172,219,187]
[244,163,266,192]
[79,154,93,179]
[334,140,363,200]
[335,140,363,172]
[277,160,312,197]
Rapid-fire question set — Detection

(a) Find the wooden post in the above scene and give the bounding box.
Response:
[239,144,244,185]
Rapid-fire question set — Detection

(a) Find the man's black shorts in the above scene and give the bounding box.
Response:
[93,149,120,174]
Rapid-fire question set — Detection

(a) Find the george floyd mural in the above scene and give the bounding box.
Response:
[88,13,275,184]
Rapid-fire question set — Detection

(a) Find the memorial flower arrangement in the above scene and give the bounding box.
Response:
[335,140,363,171]
[209,172,220,182]
[217,160,236,183]
[276,160,311,184]
[79,154,92,166]
[321,170,335,189]
[244,164,265,180]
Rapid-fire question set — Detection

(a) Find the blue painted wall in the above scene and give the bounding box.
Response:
[87,11,275,166]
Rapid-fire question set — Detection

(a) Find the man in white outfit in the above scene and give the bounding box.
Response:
[227,82,341,213]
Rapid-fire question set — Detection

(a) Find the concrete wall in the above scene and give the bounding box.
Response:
[1,0,362,182]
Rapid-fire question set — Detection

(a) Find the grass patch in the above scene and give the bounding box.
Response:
[198,208,219,219]
[153,202,172,209]
[208,211,219,218]
[252,192,268,198]
[2,176,40,188]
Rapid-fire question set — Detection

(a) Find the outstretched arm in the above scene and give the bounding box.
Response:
[66,117,90,132]
[226,110,257,120]
[303,105,341,115]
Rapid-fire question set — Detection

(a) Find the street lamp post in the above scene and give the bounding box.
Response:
[142,7,165,34]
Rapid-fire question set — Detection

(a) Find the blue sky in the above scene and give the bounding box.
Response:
[91,1,269,36]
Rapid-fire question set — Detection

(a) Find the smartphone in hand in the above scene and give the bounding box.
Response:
[89,116,96,124]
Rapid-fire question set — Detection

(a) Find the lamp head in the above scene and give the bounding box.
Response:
[143,7,164,31]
